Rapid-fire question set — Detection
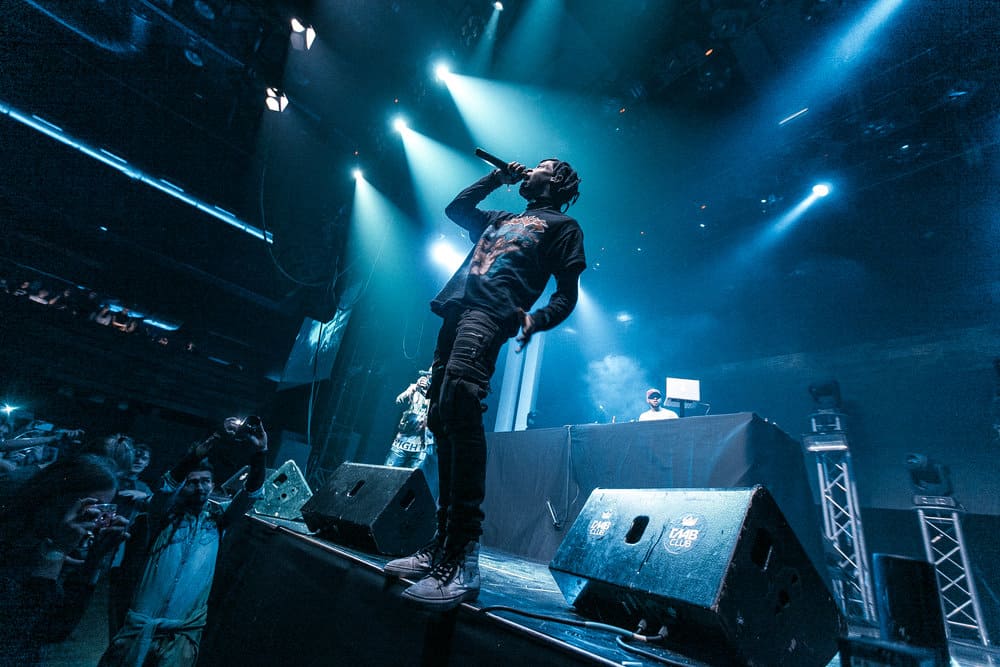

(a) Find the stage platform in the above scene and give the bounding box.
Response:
[200,514,808,666]
[200,515,1000,667]
[197,413,1000,666]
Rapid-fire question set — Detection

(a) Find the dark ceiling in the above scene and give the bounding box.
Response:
[1,0,997,425]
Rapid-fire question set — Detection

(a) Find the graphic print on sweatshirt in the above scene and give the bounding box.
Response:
[469,215,547,276]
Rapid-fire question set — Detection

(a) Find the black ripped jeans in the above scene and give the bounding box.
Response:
[426,308,512,548]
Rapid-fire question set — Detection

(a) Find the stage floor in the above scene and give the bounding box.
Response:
[197,515,1000,667]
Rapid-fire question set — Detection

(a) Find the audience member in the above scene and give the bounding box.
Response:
[92,305,114,326]
[0,454,129,666]
[0,425,87,498]
[107,444,154,639]
[81,434,136,480]
[98,419,267,667]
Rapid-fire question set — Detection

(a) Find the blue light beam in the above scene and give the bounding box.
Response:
[397,126,487,226]
[0,100,272,243]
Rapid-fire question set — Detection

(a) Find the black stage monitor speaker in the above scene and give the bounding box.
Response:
[301,462,435,556]
[549,486,842,666]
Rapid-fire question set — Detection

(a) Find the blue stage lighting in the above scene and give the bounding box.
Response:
[0,100,271,242]
[430,238,465,273]
[434,62,451,82]
[265,87,288,112]
[393,116,408,133]
[352,168,363,181]
[142,317,181,332]
[779,107,809,126]
[836,0,907,62]
[616,312,633,323]
[812,183,831,197]
[290,18,317,51]
[1,404,17,415]
[494,1,504,10]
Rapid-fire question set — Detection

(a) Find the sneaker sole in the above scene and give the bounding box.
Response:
[400,587,479,611]
[383,564,432,578]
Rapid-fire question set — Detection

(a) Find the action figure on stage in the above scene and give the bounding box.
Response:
[385,157,586,610]
[384,369,438,496]
[638,388,678,421]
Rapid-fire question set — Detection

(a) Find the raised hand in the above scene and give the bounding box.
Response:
[246,426,268,454]
[192,433,220,460]
[498,161,527,184]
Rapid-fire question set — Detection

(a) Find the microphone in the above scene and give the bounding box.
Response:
[475,148,527,180]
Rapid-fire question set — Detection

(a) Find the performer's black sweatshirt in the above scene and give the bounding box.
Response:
[432,170,586,332]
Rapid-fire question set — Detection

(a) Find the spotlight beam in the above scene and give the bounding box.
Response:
[396,125,487,226]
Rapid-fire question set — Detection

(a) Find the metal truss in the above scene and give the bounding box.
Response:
[804,424,877,624]
[914,496,991,646]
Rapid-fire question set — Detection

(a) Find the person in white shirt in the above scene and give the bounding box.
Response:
[638,388,678,421]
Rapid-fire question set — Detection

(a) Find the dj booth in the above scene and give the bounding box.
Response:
[481,412,825,571]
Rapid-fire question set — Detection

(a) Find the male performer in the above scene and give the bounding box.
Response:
[385,157,586,610]
[638,388,678,421]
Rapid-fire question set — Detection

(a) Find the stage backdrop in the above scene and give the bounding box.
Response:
[481,412,825,573]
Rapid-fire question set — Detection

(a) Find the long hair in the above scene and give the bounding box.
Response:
[81,434,135,477]
[0,454,118,560]
[544,158,581,212]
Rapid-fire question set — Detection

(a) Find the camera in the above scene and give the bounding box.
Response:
[92,503,118,528]
[233,416,264,442]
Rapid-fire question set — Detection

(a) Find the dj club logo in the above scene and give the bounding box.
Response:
[665,513,705,554]
[587,510,614,538]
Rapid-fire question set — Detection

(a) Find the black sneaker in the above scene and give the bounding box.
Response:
[384,536,444,578]
[401,542,480,611]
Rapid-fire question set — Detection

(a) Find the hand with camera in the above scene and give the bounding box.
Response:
[226,416,268,453]
[51,498,103,554]
[231,416,268,496]
[246,424,268,454]
[85,512,130,563]
[35,499,126,578]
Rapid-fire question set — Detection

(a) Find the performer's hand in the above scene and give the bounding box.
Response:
[515,309,536,352]
[498,161,526,185]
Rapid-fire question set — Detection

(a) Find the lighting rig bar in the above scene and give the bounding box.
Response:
[0,100,273,244]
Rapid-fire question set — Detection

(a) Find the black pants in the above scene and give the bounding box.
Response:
[427,308,511,548]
